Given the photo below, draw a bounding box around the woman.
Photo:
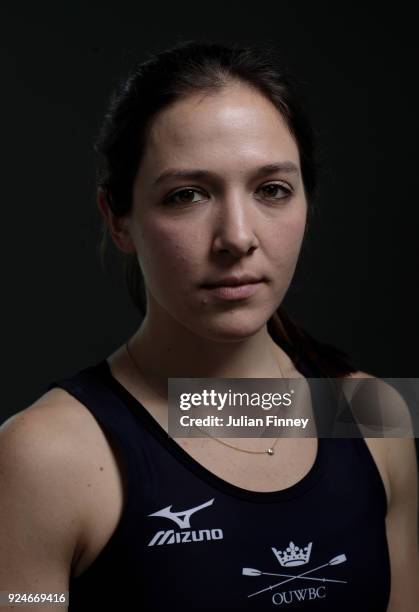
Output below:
[1,41,418,611]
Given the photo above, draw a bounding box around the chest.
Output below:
[74,403,390,579]
[174,435,319,491]
[72,422,391,612]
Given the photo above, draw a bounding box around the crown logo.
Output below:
[271,541,313,567]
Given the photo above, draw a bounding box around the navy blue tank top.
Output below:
[47,351,390,611]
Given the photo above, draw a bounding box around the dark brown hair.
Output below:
[94,40,359,378]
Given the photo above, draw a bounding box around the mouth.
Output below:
[200,280,265,301]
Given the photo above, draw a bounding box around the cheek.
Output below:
[268,209,306,268]
[136,221,203,287]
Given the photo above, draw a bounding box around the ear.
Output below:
[97,187,136,254]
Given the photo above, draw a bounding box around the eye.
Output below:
[258,182,292,201]
[164,188,207,205]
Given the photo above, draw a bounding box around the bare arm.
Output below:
[343,373,419,608]
[385,436,419,611]
[0,403,87,611]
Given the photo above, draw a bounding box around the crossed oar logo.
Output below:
[243,545,347,598]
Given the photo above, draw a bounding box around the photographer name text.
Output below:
[179,414,309,429]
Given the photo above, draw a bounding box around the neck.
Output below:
[128,309,295,385]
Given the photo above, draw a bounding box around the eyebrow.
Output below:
[152,161,300,186]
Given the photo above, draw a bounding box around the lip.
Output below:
[202,281,265,301]
[202,274,264,287]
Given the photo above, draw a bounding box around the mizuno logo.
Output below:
[148,498,215,529]
[147,498,224,547]
[148,528,223,546]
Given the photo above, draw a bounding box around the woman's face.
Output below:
[127,81,307,341]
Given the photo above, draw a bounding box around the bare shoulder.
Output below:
[342,370,416,509]
[0,388,118,583]
[343,369,413,434]
[0,385,120,511]
[1,386,112,475]
[0,386,96,464]
[345,370,375,378]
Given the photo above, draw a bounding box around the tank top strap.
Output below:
[276,339,365,437]
[46,361,142,477]
[48,361,135,434]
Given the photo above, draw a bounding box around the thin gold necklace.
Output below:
[124,340,282,456]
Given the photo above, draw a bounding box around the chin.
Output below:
[191,312,270,343]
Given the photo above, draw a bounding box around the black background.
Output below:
[2,2,418,424]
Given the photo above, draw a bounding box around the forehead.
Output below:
[142,82,300,172]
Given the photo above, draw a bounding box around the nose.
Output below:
[211,191,259,257]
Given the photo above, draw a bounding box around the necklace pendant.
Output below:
[266,447,274,456]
